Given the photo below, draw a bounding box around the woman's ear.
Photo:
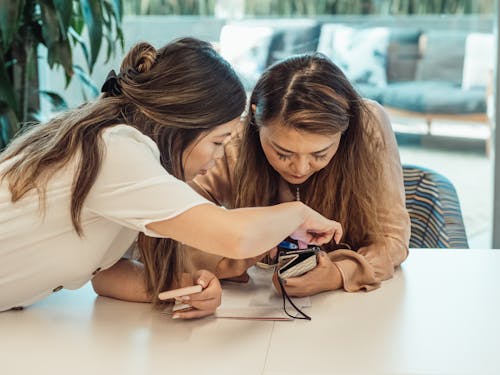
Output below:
[251,104,256,113]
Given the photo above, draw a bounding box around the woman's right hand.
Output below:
[290,204,343,246]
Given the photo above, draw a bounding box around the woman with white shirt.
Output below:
[0,38,341,317]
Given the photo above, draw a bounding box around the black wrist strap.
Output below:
[278,277,311,321]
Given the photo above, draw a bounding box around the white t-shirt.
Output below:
[0,125,210,311]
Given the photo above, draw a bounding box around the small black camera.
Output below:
[276,239,320,279]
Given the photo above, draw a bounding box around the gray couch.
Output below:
[219,19,492,148]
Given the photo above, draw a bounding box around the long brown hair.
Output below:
[234,53,384,250]
[1,37,246,302]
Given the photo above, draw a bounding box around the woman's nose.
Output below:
[292,157,310,175]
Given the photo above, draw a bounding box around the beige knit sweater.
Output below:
[185,100,410,292]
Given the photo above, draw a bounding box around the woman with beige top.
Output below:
[183,52,410,296]
[95,52,409,301]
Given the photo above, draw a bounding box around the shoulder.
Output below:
[362,99,391,128]
[361,99,394,142]
[100,125,160,160]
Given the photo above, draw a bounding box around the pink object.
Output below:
[297,240,308,249]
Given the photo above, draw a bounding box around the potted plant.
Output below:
[0,0,124,150]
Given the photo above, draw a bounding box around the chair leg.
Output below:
[426,118,432,135]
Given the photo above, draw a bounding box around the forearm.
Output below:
[148,201,308,259]
[358,237,409,280]
[227,201,308,252]
[91,258,152,303]
[329,237,408,292]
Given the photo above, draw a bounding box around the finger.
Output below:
[272,272,283,295]
[187,279,221,302]
[188,298,220,311]
[173,308,215,320]
[280,286,308,298]
[308,233,330,245]
[269,247,278,259]
[194,270,215,288]
[333,224,343,244]
[279,275,303,288]
[177,290,213,302]
[290,232,315,244]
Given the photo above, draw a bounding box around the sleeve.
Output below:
[84,125,211,238]
[183,138,240,274]
[328,101,410,292]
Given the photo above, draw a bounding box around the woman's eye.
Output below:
[213,142,223,146]
[277,153,291,161]
[314,154,328,161]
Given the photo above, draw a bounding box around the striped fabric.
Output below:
[403,165,469,248]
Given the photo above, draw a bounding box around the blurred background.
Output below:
[0,0,496,248]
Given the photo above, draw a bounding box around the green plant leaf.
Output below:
[68,26,91,70]
[0,0,24,50]
[71,5,85,35]
[47,39,73,81]
[53,0,72,34]
[116,25,124,49]
[0,55,18,117]
[102,1,113,29]
[0,101,20,150]
[40,0,61,47]
[80,0,103,71]
[39,90,68,111]
[103,33,113,63]
[73,64,99,98]
[110,0,123,23]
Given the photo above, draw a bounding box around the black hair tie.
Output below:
[100,69,122,96]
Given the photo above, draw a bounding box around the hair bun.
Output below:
[121,42,157,75]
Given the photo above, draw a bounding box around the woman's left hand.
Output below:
[272,251,343,298]
[172,270,222,319]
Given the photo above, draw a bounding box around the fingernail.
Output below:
[181,295,190,301]
[197,279,207,288]
[172,314,179,319]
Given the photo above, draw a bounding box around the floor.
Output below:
[394,118,493,249]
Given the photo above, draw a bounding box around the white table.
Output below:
[2,249,500,375]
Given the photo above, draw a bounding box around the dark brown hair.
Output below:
[1,37,246,302]
[234,53,384,250]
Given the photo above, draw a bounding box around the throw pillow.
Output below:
[317,24,390,87]
[415,30,467,85]
[462,32,494,90]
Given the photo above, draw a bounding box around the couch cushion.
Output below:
[382,81,486,114]
[386,28,422,83]
[354,83,385,103]
[264,19,321,65]
[318,24,390,87]
[415,30,467,85]
[462,32,494,90]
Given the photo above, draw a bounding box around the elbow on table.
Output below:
[378,246,408,281]
[90,274,108,297]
